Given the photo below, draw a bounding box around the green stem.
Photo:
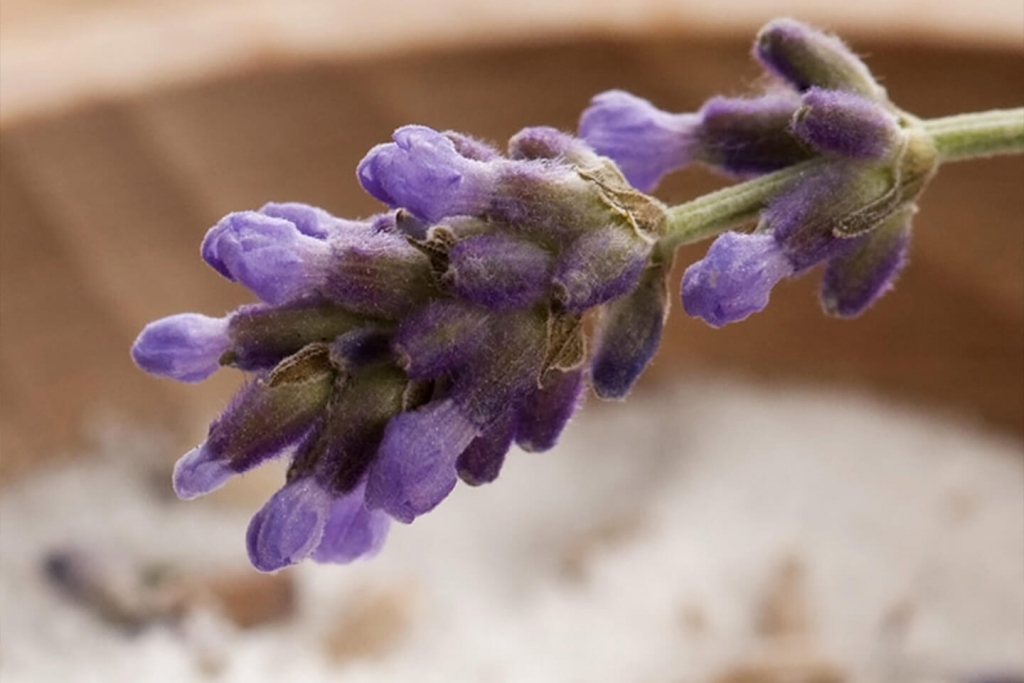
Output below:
[662,107,1024,249]
[926,108,1024,161]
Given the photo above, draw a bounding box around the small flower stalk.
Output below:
[133,18,1023,571]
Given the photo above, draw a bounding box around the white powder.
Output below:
[2,378,1021,682]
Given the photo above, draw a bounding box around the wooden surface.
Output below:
[1,0,1021,124]
[0,33,1022,482]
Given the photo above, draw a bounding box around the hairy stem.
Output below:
[926,108,1024,162]
[662,108,1024,249]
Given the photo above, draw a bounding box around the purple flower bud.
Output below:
[553,227,652,312]
[456,410,516,486]
[793,88,902,160]
[681,232,795,327]
[444,131,501,161]
[201,211,331,304]
[754,18,884,100]
[365,399,480,523]
[172,345,336,499]
[357,125,499,223]
[311,482,391,564]
[591,257,670,399]
[508,126,600,164]
[514,368,584,452]
[696,93,812,175]
[392,300,490,380]
[447,233,553,310]
[131,313,230,382]
[820,209,911,317]
[578,90,699,192]
[246,478,333,572]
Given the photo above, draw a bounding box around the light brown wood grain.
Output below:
[2,0,1020,124]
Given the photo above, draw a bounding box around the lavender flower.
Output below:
[201,211,332,303]
[681,232,794,327]
[792,88,902,160]
[579,89,815,189]
[357,125,500,223]
[820,208,913,317]
[577,90,700,192]
[754,17,886,100]
[130,18,960,572]
[131,314,230,383]
[514,369,585,452]
[591,252,672,397]
[172,344,336,500]
[134,124,671,571]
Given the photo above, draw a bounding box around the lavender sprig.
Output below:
[132,18,1023,572]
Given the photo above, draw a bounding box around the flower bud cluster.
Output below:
[579,18,938,325]
[133,127,671,571]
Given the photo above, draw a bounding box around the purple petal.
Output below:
[820,211,911,317]
[391,300,490,380]
[591,259,669,399]
[447,233,553,310]
[552,228,652,312]
[792,87,902,160]
[515,368,584,452]
[257,202,344,239]
[131,313,230,382]
[172,444,235,499]
[456,411,516,486]
[357,125,499,223]
[578,90,699,192]
[246,478,333,572]
[365,399,480,523]
[310,482,391,564]
[696,93,811,175]
[681,232,794,327]
[508,126,599,164]
[201,211,330,304]
[754,18,883,99]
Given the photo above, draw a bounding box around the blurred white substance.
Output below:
[1,379,1021,682]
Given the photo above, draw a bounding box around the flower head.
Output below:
[133,124,671,571]
[580,18,936,326]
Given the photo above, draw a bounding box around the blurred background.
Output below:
[1,1,1022,681]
